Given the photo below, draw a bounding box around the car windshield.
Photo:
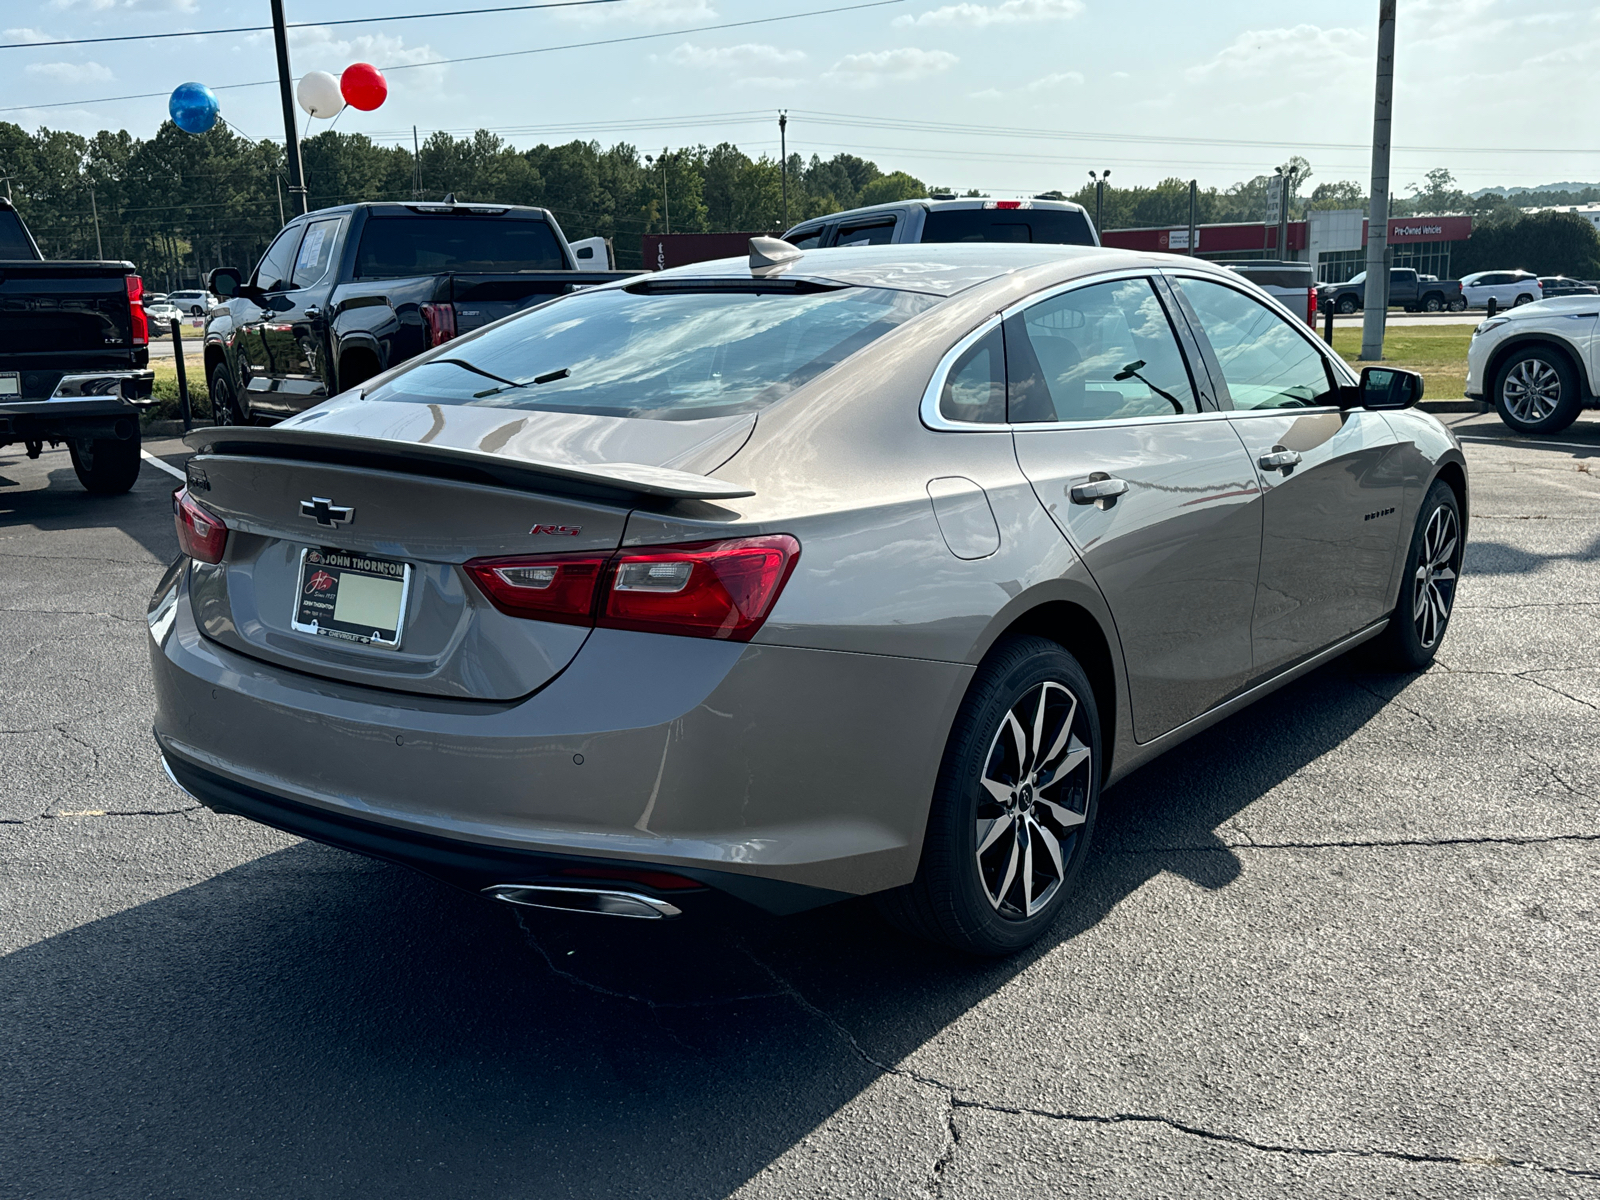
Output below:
[1344,272,1366,285]
[361,283,940,420]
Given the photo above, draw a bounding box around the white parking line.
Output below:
[1456,436,1600,452]
[140,449,186,480]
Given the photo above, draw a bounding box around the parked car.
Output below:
[154,240,1466,956]
[1460,270,1542,309]
[0,198,154,493]
[167,289,215,316]
[782,196,1099,250]
[1537,275,1598,298]
[144,299,184,332]
[203,200,636,425]
[1317,267,1465,314]
[1466,292,1600,433]
[1222,260,1317,326]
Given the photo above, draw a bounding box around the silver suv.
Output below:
[782,196,1098,250]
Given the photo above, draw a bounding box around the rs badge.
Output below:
[530,524,582,536]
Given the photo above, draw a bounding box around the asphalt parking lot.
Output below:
[2,417,1598,1199]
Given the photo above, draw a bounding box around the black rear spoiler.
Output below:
[182,424,755,502]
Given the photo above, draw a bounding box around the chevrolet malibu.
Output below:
[151,241,1467,955]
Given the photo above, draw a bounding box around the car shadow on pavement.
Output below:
[0,656,1401,1198]
[0,451,181,568]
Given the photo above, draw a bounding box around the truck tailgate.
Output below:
[0,260,138,393]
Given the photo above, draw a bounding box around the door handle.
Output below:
[303,305,322,319]
[1258,448,1302,471]
[1070,476,1129,504]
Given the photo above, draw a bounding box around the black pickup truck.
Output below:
[1317,267,1466,315]
[203,201,635,424]
[0,199,154,493]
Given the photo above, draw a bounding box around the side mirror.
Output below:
[1354,366,1424,411]
[208,267,243,299]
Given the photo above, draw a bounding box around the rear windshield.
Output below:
[0,209,38,259]
[355,216,566,278]
[1227,266,1312,288]
[921,208,1094,247]
[362,283,939,421]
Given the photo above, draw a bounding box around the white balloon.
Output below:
[296,71,344,119]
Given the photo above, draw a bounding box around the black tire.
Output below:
[1368,480,1462,672]
[1423,294,1442,313]
[1493,345,1581,434]
[209,364,247,426]
[68,431,141,495]
[1336,296,1358,315]
[1514,293,1534,306]
[877,635,1100,956]
[1448,297,1467,312]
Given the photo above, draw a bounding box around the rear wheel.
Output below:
[1494,346,1581,434]
[1514,293,1534,306]
[877,636,1099,956]
[1423,294,1442,313]
[1368,480,1462,671]
[209,364,247,426]
[68,430,141,495]
[1448,297,1467,312]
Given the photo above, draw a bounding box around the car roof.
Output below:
[643,242,1222,297]
[786,196,1091,230]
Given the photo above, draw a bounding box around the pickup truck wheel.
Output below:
[1336,296,1358,315]
[209,365,246,426]
[69,432,141,495]
[1495,346,1581,434]
[1423,295,1442,313]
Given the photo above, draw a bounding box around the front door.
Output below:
[235,223,304,416]
[1005,275,1263,743]
[1171,274,1407,675]
[258,216,342,415]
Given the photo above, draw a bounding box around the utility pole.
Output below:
[1361,0,1397,361]
[647,150,670,235]
[1275,164,1292,260]
[1187,179,1197,256]
[779,111,788,229]
[269,0,309,215]
[1088,170,1110,236]
[89,185,103,259]
[412,126,421,199]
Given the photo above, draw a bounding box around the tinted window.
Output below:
[363,284,938,421]
[788,227,827,249]
[1007,278,1197,423]
[938,326,1005,424]
[0,209,37,258]
[1228,266,1313,289]
[291,218,341,287]
[922,208,1095,246]
[355,216,566,277]
[1177,277,1335,411]
[254,226,304,292]
[835,220,896,247]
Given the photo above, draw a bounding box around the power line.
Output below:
[0,0,631,51]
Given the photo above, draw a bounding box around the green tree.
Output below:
[857,171,925,206]
[1454,211,1600,277]
[1308,180,1365,211]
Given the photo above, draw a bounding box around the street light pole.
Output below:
[269,0,309,216]
[1088,170,1110,236]
[1361,0,1397,361]
[1187,179,1197,257]
[779,111,788,229]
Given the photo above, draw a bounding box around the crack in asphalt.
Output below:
[0,605,141,624]
[0,804,201,825]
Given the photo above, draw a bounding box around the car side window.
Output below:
[1175,277,1335,410]
[290,219,341,288]
[788,226,826,249]
[253,226,304,293]
[836,219,895,247]
[938,325,1006,424]
[1005,277,1197,423]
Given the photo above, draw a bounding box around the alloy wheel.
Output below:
[1502,358,1561,423]
[1413,504,1459,649]
[975,681,1091,918]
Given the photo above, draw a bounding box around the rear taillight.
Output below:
[464,535,800,642]
[420,302,456,347]
[126,275,148,346]
[173,486,227,563]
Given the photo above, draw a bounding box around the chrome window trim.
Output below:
[919,265,1215,434]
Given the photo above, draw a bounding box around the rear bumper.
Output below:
[0,371,156,441]
[148,560,971,907]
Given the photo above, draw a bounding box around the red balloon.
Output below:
[340,62,387,111]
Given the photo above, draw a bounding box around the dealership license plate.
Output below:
[292,547,411,649]
[0,372,18,396]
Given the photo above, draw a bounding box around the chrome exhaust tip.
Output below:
[483,883,683,919]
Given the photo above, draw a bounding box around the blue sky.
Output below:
[3,0,1598,197]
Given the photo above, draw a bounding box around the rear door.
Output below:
[1005,273,1263,743]
[1171,273,1406,674]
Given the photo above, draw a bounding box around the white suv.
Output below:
[1466,294,1600,432]
[782,196,1099,250]
[1460,270,1542,310]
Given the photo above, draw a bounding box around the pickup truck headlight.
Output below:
[1473,317,1510,338]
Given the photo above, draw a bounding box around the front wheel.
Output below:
[209,364,247,426]
[1336,296,1358,315]
[1368,481,1463,671]
[69,431,141,495]
[1494,347,1580,434]
[877,636,1100,956]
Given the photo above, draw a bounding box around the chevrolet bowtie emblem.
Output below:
[300,497,354,527]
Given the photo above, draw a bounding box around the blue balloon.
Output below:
[169,82,219,134]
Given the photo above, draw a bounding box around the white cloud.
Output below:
[559,0,715,24]
[1185,24,1366,82]
[25,60,114,83]
[968,87,1004,100]
[285,27,447,93]
[824,47,957,88]
[1026,70,1083,91]
[896,0,1083,28]
[666,42,805,70]
[48,0,198,10]
[3,28,56,42]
